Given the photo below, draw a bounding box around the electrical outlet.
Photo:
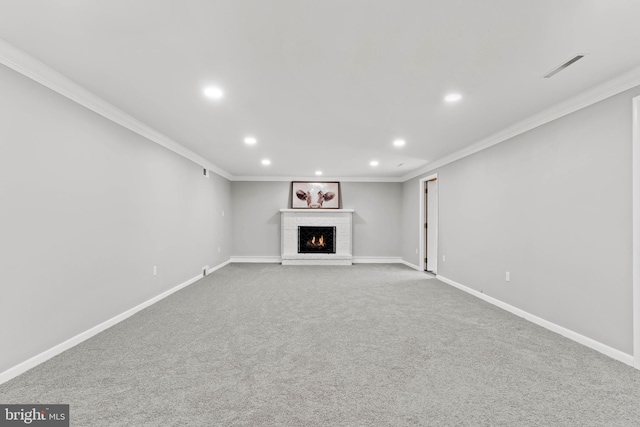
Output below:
[442,255,446,262]
[415,248,418,254]
[222,210,225,217]
[203,265,209,277]
[218,247,221,253]
[153,266,157,276]
[506,271,510,282]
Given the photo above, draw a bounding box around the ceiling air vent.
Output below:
[543,54,586,78]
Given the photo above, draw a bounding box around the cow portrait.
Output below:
[296,189,335,208]
[291,182,340,209]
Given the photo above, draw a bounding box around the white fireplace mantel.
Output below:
[280,209,353,265]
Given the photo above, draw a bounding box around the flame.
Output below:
[307,234,326,248]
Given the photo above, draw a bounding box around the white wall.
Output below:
[347,182,402,257]
[231,181,402,258]
[402,85,640,355]
[0,64,231,374]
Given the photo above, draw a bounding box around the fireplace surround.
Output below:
[280,209,353,265]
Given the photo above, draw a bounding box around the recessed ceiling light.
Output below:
[444,93,462,103]
[315,171,323,176]
[370,160,379,167]
[203,86,224,99]
[393,139,406,147]
[244,136,257,145]
[261,159,271,166]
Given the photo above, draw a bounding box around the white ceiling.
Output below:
[2,1,640,180]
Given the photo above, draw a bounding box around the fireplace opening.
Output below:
[298,226,336,254]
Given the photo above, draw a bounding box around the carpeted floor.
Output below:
[1,264,639,426]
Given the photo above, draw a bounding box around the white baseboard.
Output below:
[207,259,230,274]
[401,260,422,271]
[230,256,410,265]
[436,275,635,367]
[352,257,403,264]
[0,259,230,385]
[230,256,282,263]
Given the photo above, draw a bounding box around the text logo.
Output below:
[0,405,68,426]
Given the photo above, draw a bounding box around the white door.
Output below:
[426,179,438,272]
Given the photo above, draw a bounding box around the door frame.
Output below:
[632,96,640,369]
[419,173,438,273]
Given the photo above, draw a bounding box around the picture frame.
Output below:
[291,181,341,209]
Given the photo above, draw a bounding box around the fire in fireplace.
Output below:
[298,226,336,254]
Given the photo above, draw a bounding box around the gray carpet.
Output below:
[1,264,639,426]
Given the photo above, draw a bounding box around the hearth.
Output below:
[298,226,336,254]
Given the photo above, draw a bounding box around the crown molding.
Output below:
[230,175,404,182]
[0,37,232,180]
[401,65,640,182]
[5,36,639,184]
[0,36,398,184]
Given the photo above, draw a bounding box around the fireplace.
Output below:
[298,226,336,254]
[281,209,353,265]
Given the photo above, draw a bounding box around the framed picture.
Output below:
[291,181,341,209]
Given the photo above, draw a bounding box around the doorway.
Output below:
[419,174,438,274]
[632,96,640,369]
